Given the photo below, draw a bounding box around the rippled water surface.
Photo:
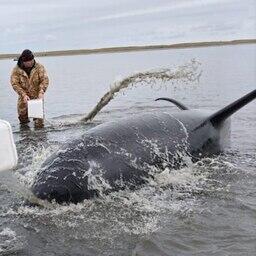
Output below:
[0,44,255,255]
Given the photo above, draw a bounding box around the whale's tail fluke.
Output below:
[209,89,256,126]
[199,89,256,129]
[155,98,189,110]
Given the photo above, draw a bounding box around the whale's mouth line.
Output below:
[32,183,72,204]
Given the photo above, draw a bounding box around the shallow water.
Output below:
[0,44,256,255]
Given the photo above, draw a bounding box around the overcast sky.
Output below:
[0,0,255,53]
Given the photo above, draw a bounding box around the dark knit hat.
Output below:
[20,49,34,62]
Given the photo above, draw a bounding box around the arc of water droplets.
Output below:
[81,59,201,122]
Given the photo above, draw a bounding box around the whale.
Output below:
[32,90,256,204]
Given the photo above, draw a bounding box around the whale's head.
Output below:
[31,139,102,204]
[31,162,99,204]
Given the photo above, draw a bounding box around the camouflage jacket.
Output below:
[10,62,49,98]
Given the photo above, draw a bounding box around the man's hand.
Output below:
[38,92,44,99]
[23,95,30,103]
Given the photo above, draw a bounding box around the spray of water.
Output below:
[2,150,235,256]
[0,170,54,209]
[81,59,201,122]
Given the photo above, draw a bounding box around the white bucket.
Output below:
[0,120,18,172]
[28,99,44,119]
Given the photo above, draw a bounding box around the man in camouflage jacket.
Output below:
[10,49,49,128]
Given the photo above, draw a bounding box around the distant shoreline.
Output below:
[0,39,255,60]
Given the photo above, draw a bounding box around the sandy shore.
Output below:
[0,39,255,60]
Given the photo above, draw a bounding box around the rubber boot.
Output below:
[19,115,30,130]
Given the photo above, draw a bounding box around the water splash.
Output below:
[2,154,235,256]
[81,59,201,122]
[0,170,55,209]
[0,142,58,209]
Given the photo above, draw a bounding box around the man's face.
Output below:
[23,59,34,68]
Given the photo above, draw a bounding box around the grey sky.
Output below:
[0,0,255,53]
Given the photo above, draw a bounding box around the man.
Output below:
[10,49,49,128]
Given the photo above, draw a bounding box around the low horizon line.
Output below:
[0,38,255,60]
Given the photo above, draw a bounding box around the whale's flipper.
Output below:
[155,98,189,110]
[200,89,256,128]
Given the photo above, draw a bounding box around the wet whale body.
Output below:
[32,90,256,204]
